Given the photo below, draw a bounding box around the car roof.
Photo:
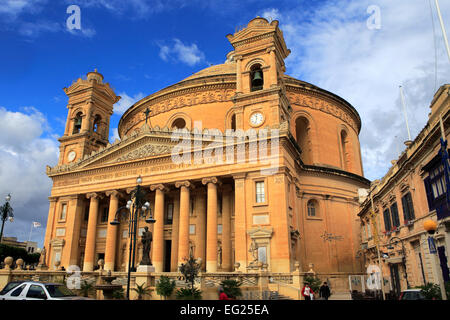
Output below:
[8,281,63,286]
[402,289,422,292]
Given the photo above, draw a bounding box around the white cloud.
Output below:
[158,39,205,66]
[114,92,145,114]
[0,106,59,245]
[261,8,282,22]
[268,0,450,180]
[0,0,46,17]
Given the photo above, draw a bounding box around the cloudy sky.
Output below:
[0,0,449,246]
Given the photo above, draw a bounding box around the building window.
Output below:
[424,154,450,220]
[100,207,108,223]
[218,224,222,234]
[383,208,392,232]
[60,204,67,221]
[93,114,101,133]
[255,181,265,203]
[166,202,174,224]
[390,202,400,229]
[307,200,318,217]
[172,118,186,129]
[231,114,236,131]
[401,192,415,222]
[218,194,222,216]
[257,246,267,264]
[189,224,196,235]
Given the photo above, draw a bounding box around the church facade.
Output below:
[44,18,370,275]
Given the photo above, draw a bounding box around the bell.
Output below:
[251,70,263,89]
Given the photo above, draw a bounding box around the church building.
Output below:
[44,17,370,275]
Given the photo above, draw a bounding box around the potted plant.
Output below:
[132,282,152,300]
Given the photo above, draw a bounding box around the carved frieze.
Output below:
[115,144,172,162]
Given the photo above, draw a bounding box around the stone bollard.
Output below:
[16,259,24,270]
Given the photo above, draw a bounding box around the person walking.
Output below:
[301,283,314,300]
[319,282,331,300]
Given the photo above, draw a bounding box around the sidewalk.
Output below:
[328,292,352,300]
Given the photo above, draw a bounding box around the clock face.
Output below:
[250,112,264,127]
[68,151,76,162]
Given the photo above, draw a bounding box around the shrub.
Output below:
[132,282,151,300]
[220,279,242,299]
[176,287,202,300]
[156,276,176,300]
[304,275,322,294]
[416,282,450,300]
[112,287,125,300]
[78,279,95,298]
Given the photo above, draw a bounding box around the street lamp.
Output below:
[423,219,447,300]
[0,194,14,243]
[110,176,155,300]
[387,236,410,289]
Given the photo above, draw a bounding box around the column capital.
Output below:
[232,173,247,180]
[202,177,220,185]
[86,192,104,200]
[150,184,169,192]
[48,196,59,203]
[175,180,192,189]
[105,190,124,198]
[235,55,244,62]
[265,46,276,54]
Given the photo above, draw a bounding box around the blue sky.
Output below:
[0,0,449,246]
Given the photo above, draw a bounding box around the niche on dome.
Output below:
[295,116,313,165]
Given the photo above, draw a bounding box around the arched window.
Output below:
[93,115,102,133]
[73,112,83,134]
[250,64,263,92]
[295,117,313,165]
[172,118,186,129]
[340,130,352,171]
[307,199,318,217]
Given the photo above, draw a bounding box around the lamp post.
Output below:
[0,194,14,243]
[423,219,447,300]
[110,176,155,300]
[387,236,410,289]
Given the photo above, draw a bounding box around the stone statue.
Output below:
[217,242,222,267]
[249,240,258,263]
[38,246,47,267]
[140,227,152,265]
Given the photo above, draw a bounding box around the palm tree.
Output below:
[132,282,152,300]
[79,280,95,298]
[156,276,176,300]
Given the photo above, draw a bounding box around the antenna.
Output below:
[399,86,412,142]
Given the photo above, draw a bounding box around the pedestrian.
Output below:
[301,283,314,300]
[219,288,230,300]
[319,282,331,300]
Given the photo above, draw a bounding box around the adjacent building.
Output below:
[358,84,450,296]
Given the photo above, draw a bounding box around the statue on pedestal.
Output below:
[38,246,47,269]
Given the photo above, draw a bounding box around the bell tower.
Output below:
[58,69,121,165]
[227,17,291,131]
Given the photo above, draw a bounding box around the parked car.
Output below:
[0,281,93,300]
[398,289,426,300]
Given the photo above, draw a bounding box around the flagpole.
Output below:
[28,222,33,242]
[399,86,412,141]
[435,0,450,63]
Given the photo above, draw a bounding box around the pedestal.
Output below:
[136,265,155,273]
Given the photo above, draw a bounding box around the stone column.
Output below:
[104,190,122,271]
[43,197,58,267]
[176,181,191,266]
[64,195,84,267]
[221,186,232,271]
[236,56,243,94]
[170,196,180,272]
[203,177,219,273]
[195,190,207,271]
[267,46,277,87]
[81,100,93,133]
[233,174,247,271]
[83,192,103,271]
[150,184,167,272]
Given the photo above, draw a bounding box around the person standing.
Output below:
[301,283,314,300]
[219,288,230,300]
[319,282,331,300]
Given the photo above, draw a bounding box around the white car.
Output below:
[0,281,93,300]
